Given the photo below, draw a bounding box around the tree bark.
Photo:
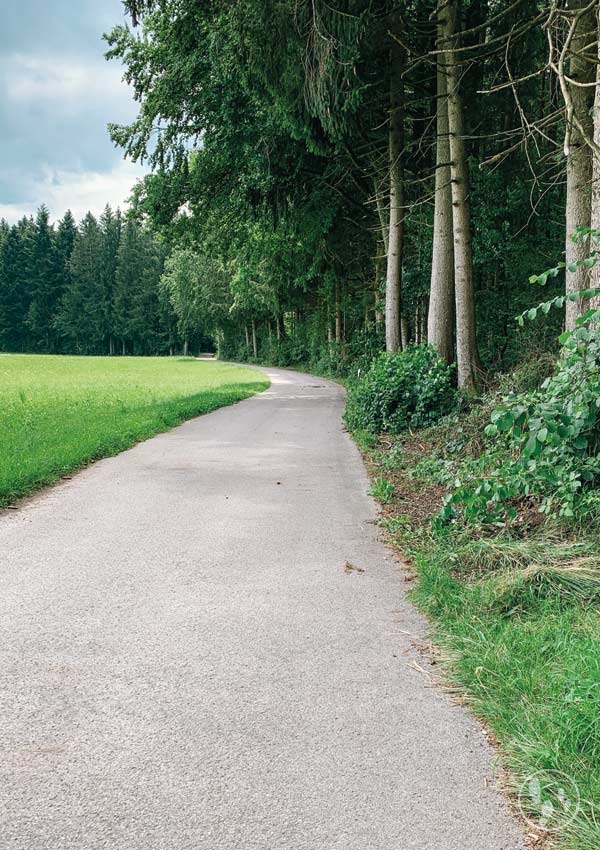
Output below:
[385,43,404,352]
[591,9,600,309]
[375,178,389,255]
[251,318,258,358]
[428,3,455,365]
[335,283,343,343]
[443,0,480,392]
[183,338,189,357]
[565,1,595,329]
[400,315,409,349]
[244,323,250,351]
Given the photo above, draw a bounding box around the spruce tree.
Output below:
[53,210,78,352]
[99,206,122,354]
[26,206,60,352]
[56,213,105,353]
[0,225,32,351]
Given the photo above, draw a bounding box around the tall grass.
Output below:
[0,354,268,505]
[358,412,600,848]
[411,537,600,849]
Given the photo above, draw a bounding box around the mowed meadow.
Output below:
[0,355,268,506]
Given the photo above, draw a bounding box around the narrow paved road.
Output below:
[1,367,525,850]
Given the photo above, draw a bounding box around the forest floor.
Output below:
[356,427,600,850]
[0,365,525,850]
[0,354,268,507]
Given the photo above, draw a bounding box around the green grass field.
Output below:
[0,354,268,506]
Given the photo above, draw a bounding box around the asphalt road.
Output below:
[0,366,525,849]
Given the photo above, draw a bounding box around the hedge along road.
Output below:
[0,365,525,850]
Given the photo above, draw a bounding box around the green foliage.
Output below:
[345,346,457,435]
[445,297,600,524]
[0,205,180,357]
[0,355,268,506]
[369,476,395,503]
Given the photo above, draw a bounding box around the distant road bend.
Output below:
[0,366,525,850]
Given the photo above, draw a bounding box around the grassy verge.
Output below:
[357,424,600,849]
[0,354,268,506]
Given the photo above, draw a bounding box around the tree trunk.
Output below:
[400,315,409,349]
[385,43,404,352]
[251,318,257,358]
[428,4,455,364]
[375,178,389,255]
[590,8,600,309]
[183,338,189,357]
[374,248,385,325]
[244,323,250,351]
[122,340,126,356]
[565,0,595,330]
[443,0,480,392]
[335,283,343,343]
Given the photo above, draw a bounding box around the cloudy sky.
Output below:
[0,0,145,224]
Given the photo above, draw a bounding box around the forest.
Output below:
[0,206,188,356]
[4,1,597,383]
[103,0,595,382]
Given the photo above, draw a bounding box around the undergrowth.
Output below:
[357,349,600,849]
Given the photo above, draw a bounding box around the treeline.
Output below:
[0,206,196,356]
[100,0,592,385]
[5,2,597,383]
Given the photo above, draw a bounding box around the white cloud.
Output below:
[0,159,147,224]
[3,53,132,113]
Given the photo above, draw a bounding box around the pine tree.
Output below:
[0,224,32,351]
[99,206,122,354]
[55,213,105,353]
[26,206,60,352]
[53,210,78,352]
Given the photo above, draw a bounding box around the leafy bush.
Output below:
[444,276,600,523]
[345,345,457,434]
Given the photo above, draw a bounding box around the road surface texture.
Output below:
[0,366,525,850]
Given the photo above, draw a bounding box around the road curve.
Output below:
[0,366,524,850]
